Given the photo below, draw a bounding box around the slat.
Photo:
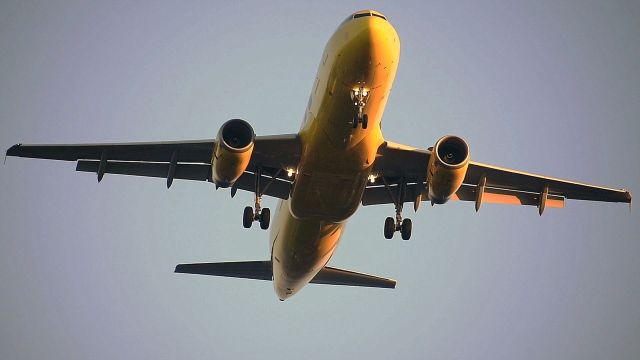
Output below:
[7,140,214,163]
[7,134,301,167]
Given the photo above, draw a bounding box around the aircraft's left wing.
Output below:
[6,134,301,199]
[363,141,631,211]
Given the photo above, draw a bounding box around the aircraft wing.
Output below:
[6,134,301,199]
[363,141,631,211]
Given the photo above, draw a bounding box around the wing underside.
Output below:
[6,134,301,199]
[6,137,631,208]
[363,141,631,210]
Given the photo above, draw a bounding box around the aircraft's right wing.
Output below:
[6,134,301,200]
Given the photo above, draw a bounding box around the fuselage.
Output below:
[270,11,400,300]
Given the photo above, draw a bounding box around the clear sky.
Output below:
[1,1,639,359]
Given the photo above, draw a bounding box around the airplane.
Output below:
[6,10,632,301]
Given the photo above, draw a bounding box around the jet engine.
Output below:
[427,135,470,204]
[211,119,255,187]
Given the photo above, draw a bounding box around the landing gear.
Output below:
[243,206,254,228]
[241,167,280,230]
[259,207,270,230]
[350,84,369,129]
[384,217,395,239]
[380,176,413,240]
[400,218,412,241]
[241,201,271,229]
[352,113,368,129]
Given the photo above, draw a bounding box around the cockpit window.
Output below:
[343,11,388,24]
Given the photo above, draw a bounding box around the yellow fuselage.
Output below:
[270,12,400,300]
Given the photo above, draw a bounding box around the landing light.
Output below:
[287,169,295,177]
[368,174,377,183]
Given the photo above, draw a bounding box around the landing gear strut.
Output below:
[350,84,369,129]
[242,168,280,230]
[381,176,412,240]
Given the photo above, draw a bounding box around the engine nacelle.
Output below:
[211,119,255,187]
[427,135,470,204]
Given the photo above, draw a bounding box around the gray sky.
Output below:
[1,1,639,359]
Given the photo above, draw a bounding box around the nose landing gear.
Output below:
[351,85,369,129]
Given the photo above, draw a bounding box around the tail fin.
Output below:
[175,261,396,289]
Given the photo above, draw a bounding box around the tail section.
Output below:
[175,261,396,289]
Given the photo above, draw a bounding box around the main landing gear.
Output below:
[243,204,270,230]
[381,176,412,240]
[351,84,369,129]
[241,168,280,230]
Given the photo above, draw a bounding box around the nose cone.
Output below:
[366,16,400,62]
[333,12,400,88]
[344,11,400,62]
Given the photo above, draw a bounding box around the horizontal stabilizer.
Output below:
[175,261,272,280]
[175,261,396,289]
[311,266,396,288]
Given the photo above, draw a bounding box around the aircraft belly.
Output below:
[290,169,367,222]
[290,17,399,223]
[268,16,400,299]
[270,199,344,300]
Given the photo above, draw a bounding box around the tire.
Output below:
[384,217,395,239]
[353,113,359,128]
[362,114,368,129]
[243,206,254,228]
[259,207,271,230]
[401,218,412,240]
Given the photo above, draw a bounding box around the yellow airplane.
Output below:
[6,10,632,300]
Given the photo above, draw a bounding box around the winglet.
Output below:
[5,144,21,163]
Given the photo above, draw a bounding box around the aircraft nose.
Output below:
[372,20,398,57]
[349,16,400,64]
[341,16,399,87]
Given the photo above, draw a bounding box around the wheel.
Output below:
[401,218,412,240]
[384,217,395,239]
[353,113,359,128]
[259,207,271,230]
[243,206,254,228]
[362,114,368,129]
